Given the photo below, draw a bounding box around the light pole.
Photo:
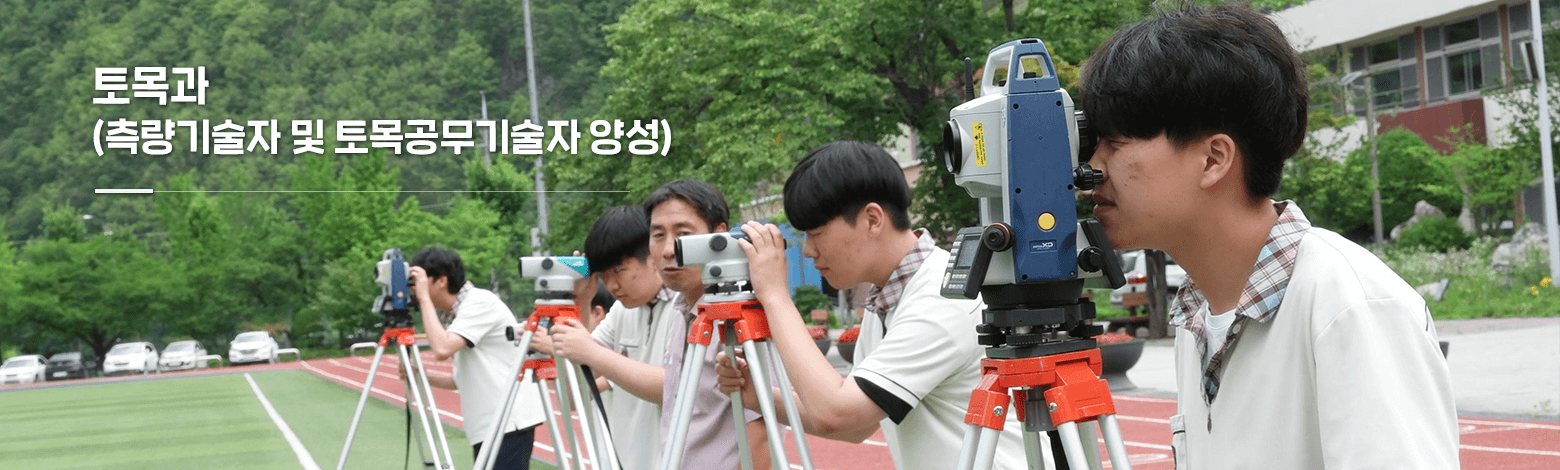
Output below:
[1340,70,1384,246]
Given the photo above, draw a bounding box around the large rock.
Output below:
[1389,200,1446,241]
[1489,222,1552,272]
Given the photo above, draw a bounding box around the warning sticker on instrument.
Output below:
[973,122,987,167]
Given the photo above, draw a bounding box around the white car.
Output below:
[1,355,47,385]
[103,342,160,376]
[228,331,279,365]
[159,340,209,372]
[1109,250,1189,311]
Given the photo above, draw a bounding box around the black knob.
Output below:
[710,235,728,251]
[1073,163,1104,191]
[981,223,1014,252]
[542,258,554,269]
[539,279,549,288]
[1078,247,1105,273]
[710,266,722,278]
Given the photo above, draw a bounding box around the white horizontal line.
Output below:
[95,188,153,194]
[153,190,626,193]
[1460,444,1560,457]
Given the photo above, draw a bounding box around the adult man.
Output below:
[643,180,769,469]
[716,141,1029,470]
[547,205,682,469]
[407,248,545,470]
[1078,4,1458,468]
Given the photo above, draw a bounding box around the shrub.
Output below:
[1397,216,1473,253]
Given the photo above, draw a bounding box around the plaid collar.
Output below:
[648,287,676,308]
[443,281,476,324]
[1170,201,1310,328]
[1169,201,1310,411]
[866,229,937,316]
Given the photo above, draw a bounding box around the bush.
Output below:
[1397,216,1474,253]
[792,285,833,321]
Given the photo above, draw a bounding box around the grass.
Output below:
[0,370,558,470]
[1379,237,1560,319]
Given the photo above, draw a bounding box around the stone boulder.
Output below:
[1489,222,1552,272]
[1389,200,1446,241]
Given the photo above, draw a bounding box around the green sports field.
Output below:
[0,370,553,469]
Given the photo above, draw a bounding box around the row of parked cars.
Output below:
[0,330,282,385]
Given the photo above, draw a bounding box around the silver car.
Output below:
[1109,250,1188,311]
[159,340,209,372]
[228,331,279,365]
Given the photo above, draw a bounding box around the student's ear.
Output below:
[714,222,728,233]
[1199,133,1240,191]
[860,203,887,234]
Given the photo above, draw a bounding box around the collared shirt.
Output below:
[1169,200,1309,404]
[866,229,937,319]
[443,282,546,446]
[589,287,681,470]
[659,290,761,469]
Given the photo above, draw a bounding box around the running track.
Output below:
[293,352,1560,470]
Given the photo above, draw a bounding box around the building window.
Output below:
[1445,19,1480,45]
[1447,50,1483,94]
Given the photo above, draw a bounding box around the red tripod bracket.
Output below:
[687,299,772,346]
[963,349,1116,430]
[523,357,558,381]
[379,327,420,347]
[526,304,583,332]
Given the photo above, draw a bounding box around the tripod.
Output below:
[338,319,458,470]
[658,290,814,470]
[476,302,620,470]
[954,294,1132,470]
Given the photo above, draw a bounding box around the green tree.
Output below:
[13,233,184,362]
[1288,128,1459,238]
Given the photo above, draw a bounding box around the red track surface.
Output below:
[286,354,1560,469]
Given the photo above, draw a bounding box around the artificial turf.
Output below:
[0,370,554,469]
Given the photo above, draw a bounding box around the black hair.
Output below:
[643,179,729,231]
[411,247,465,295]
[585,206,651,274]
[783,141,913,231]
[590,280,615,311]
[1079,1,1308,198]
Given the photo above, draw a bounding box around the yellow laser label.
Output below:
[973,122,987,167]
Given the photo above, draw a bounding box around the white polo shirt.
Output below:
[446,283,547,446]
[850,248,1033,470]
[590,294,681,470]
[1170,227,1459,469]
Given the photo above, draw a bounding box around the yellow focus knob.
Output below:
[1038,213,1056,231]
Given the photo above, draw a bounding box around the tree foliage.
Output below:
[1282,128,1459,238]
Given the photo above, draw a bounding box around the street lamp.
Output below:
[1339,70,1384,246]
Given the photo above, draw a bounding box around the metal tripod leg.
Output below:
[403,343,458,469]
[556,357,604,470]
[475,327,537,470]
[658,343,706,470]
[756,340,815,470]
[578,373,621,470]
[717,327,756,470]
[408,379,434,468]
[536,378,578,470]
[337,342,389,470]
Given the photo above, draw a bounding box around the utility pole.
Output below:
[1533,0,1560,281]
[523,0,549,256]
[480,91,492,171]
[1368,74,1384,247]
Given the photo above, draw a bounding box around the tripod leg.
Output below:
[759,340,814,470]
[741,339,792,470]
[720,331,755,470]
[583,387,620,470]
[1055,422,1091,470]
[408,379,434,468]
[658,343,706,470]
[476,329,536,470]
[476,367,533,470]
[972,426,1002,470]
[558,358,603,470]
[554,375,585,470]
[1078,421,1101,469]
[1096,415,1132,470]
[405,344,457,469]
[955,423,982,470]
[536,379,576,470]
[337,343,388,470]
[1022,429,1048,470]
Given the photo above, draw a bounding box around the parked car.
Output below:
[1,355,47,385]
[159,340,209,372]
[1109,250,1189,312]
[228,331,279,366]
[103,342,159,376]
[45,351,96,381]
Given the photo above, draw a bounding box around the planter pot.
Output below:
[815,338,832,356]
[1098,338,1145,391]
[837,342,856,364]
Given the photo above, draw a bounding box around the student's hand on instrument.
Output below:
[716,348,761,410]
[548,318,599,363]
[737,221,790,303]
[528,326,555,355]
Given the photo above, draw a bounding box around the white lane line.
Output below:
[1113,415,1171,425]
[1112,395,1176,404]
[1460,444,1560,457]
[244,373,323,470]
[1459,418,1560,431]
